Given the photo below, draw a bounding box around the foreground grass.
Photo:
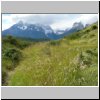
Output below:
[7,23,98,86]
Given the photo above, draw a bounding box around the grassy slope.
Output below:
[7,23,98,86]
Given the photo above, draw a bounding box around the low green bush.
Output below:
[68,32,81,40]
[3,48,22,63]
[91,25,97,30]
[85,29,90,33]
[3,35,18,45]
[3,35,31,49]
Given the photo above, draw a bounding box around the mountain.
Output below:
[2,21,85,40]
[52,22,84,39]
[46,22,85,40]
[2,21,54,40]
[63,22,84,35]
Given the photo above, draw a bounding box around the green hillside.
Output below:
[2,22,98,86]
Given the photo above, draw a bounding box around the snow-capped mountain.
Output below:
[2,21,86,40]
[55,29,65,35]
[61,22,84,36]
[51,22,85,39]
[2,21,54,39]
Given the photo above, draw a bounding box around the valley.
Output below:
[2,22,98,86]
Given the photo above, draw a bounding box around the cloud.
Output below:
[51,14,98,30]
[11,14,69,25]
[75,14,98,25]
[2,14,15,30]
[2,14,98,31]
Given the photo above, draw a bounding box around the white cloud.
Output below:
[51,20,74,30]
[2,15,12,30]
[51,14,98,30]
[75,14,98,25]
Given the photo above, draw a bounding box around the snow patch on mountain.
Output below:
[41,25,53,34]
[17,26,27,30]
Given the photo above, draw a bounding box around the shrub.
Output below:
[91,25,97,30]
[3,35,31,49]
[68,32,80,40]
[3,48,21,63]
[89,34,95,38]
[3,48,22,70]
[86,49,98,57]
[4,35,18,45]
[85,29,90,33]
[18,41,31,49]
[86,49,93,54]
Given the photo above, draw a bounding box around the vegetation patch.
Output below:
[2,35,32,85]
[91,25,98,30]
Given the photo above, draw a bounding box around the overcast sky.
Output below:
[2,14,98,31]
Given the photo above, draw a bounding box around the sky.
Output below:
[2,14,98,31]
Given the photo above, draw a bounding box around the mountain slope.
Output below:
[4,22,98,86]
